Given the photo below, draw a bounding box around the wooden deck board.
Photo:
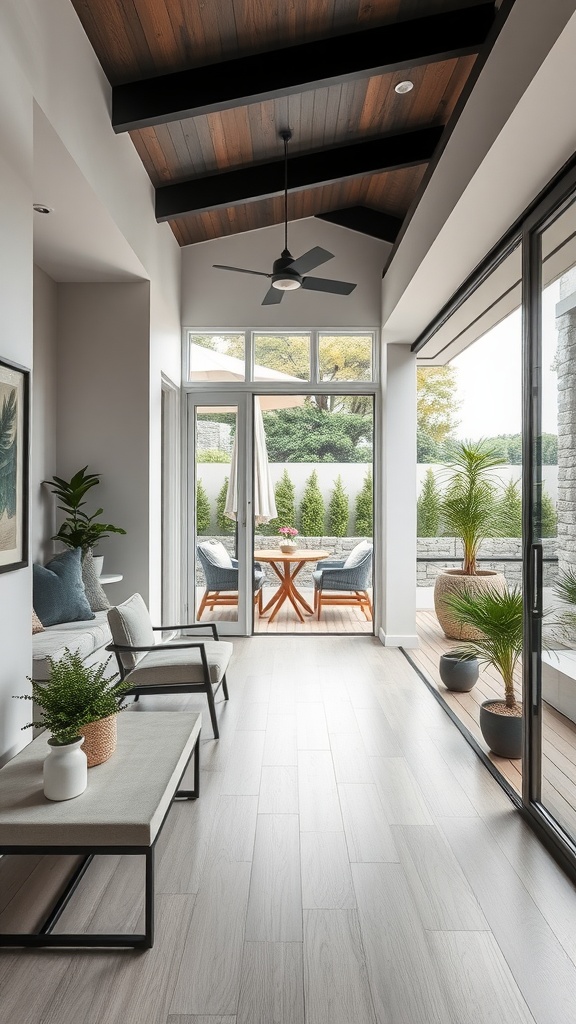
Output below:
[414,611,576,837]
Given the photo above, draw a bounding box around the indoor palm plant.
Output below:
[15,650,131,799]
[445,586,523,758]
[45,466,126,563]
[434,440,508,639]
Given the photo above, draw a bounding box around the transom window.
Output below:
[187,331,377,384]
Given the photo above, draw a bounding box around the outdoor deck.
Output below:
[413,610,576,837]
[197,585,373,634]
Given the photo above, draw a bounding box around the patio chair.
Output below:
[196,541,265,619]
[106,593,233,738]
[312,541,373,621]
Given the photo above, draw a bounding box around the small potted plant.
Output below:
[15,650,131,800]
[278,526,299,553]
[444,586,523,758]
[45,466,126,574]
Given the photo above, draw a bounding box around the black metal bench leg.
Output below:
[145,847,154,949]
[222,673,229,700]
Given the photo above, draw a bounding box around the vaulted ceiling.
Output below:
[70,0,511,251]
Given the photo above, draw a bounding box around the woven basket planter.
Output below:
[81,714,117,768]
[434,569,507,640]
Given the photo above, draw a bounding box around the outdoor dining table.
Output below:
[254,549,331,623]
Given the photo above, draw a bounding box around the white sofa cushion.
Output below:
[32,611,112,681]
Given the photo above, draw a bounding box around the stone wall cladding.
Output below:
[417,537,557,587]
[195,535,557,589]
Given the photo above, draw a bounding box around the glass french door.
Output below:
[187,392,253,636]
[525,188,576,859]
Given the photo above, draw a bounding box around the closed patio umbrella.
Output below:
[224,397,277,525]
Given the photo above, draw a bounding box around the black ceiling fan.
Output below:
[213,130,357,305]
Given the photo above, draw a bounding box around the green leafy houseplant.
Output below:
[444,585,524,759]
[15,650,131,745]
[434,440,509,639]
[445,586,523,710]
[45,467,126,553]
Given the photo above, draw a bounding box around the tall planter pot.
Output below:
[434,569,507,640]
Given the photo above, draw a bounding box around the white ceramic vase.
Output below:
[43,737,88,801]
[280,541,297,553]
[92,555,104,578]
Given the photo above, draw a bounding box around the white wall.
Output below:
[0,13,34,762]
[56,283,152,606]
[181,218,389,329]
[32,267,58,563]
[0,0,183,762]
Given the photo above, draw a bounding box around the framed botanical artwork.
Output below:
[0,357,29,573]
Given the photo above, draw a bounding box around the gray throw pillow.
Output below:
[82,549,111,612]
[33,547,95,626]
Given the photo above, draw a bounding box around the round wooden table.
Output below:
[254,549,331,623]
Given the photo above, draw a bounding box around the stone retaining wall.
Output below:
[196,535,372,588]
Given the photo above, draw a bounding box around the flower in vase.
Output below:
[278,526,299,538]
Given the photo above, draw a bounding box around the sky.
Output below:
[450,281,560,439]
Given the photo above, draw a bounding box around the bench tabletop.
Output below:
[0,711,201,849]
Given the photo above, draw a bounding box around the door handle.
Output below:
[532,543,543,618]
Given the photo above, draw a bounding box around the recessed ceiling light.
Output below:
[395,81,414,95]
[33,203,54,214]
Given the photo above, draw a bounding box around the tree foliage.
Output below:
[328,475,349,537]
[263,405,372,463]
[196,479,211,534]
[417,366,460,445]
[259,469,297,536]
[355,470,373,537]
[496,480,522,538]
[216,477,235,534]
[417,469,442,537]
[300,470,325,536]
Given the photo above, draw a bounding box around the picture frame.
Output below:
[0,357,29,573]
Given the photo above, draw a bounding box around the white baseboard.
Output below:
[378,628,419,649]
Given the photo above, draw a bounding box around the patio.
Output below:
[197,585,373,634]
[411,610,576,838]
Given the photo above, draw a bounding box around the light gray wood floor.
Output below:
[2,636,576,1023]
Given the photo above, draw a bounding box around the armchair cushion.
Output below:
[200,540,232,568]
[343,540,372,569]
[107,593,155,672]
[125,639,233,687]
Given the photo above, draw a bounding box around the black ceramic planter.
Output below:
[439,653,479,692]
[479,700,522,759]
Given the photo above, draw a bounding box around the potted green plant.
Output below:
[45,467,126,572]
[434,440,508,639]
[15,650,131,800]
[444,586,523,758]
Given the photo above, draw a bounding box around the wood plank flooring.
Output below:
[2,636,576,1023]
[202,586,373,634]
[412,610,576,838]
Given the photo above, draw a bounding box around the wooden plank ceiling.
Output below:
[70,0,504,248]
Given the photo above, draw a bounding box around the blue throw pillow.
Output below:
[33,548,95,626]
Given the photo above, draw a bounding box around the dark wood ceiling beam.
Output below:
[155,126,443,222]
[112,4,495,132]
[315,206,402,243]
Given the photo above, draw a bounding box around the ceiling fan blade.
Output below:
[262,286,284,305]
[301,276,357,295]
[213,264,271,278]
[290,247,334,275]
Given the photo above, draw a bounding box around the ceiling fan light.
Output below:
[272,277,301,291]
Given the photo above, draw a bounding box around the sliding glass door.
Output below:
[525,187,576,858]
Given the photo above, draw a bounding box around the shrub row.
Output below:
[197,468,373,538]
[417,468,557,538]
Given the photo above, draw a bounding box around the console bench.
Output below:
[0,711,201,950]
